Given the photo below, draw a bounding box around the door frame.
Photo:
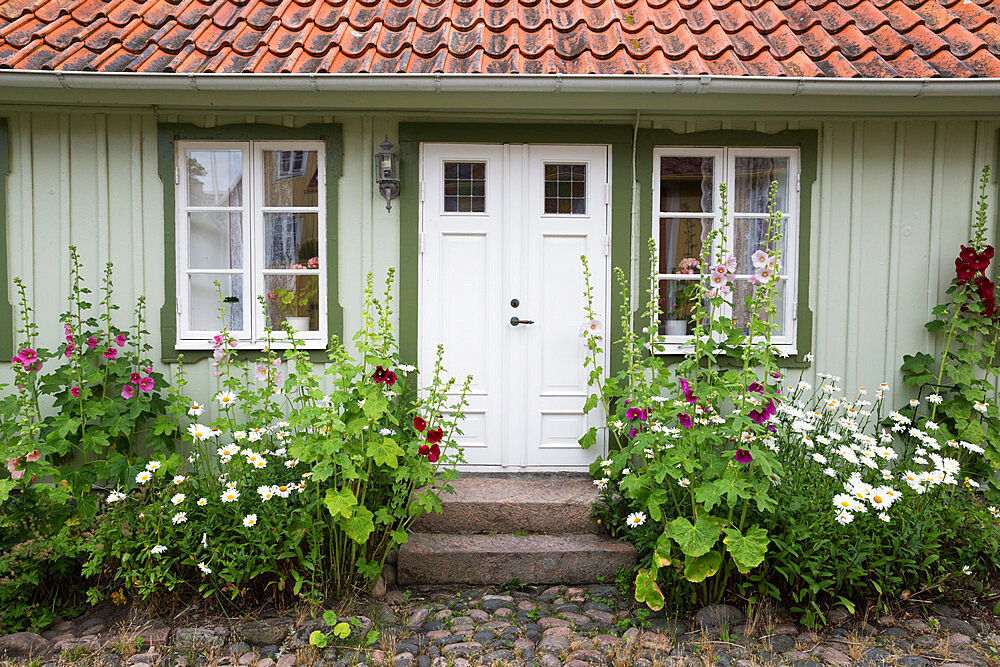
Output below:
[416,142,613,470]
[398,123,635,382]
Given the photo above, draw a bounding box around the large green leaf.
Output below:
[634,568,665,611]
[683,550,722,583]
[341,505,375,543]
[667,515,722,558]
[323,488,358,519]
[0,479,15,504]
[578,427,597,449]
[723,525,770,574]
[367,437,404,468]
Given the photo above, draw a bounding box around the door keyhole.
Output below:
[510,298,519,308]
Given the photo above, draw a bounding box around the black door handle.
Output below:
[510,317,535,326]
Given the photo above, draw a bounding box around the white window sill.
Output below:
[652,338,798,358]
[175,338,328,352]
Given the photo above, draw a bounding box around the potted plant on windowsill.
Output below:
[661,257,699,336]
[266,282,317,332]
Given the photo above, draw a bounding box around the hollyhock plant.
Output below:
[581,181,787,610]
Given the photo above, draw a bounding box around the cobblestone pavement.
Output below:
[1,585,999,667]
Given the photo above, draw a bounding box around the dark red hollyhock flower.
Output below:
[413,415,427,432]
[970,245,995,272]
[747,382,764,394]
[372,365,388,383]
[384,370,397,387]
[976,275,995,299]
[734,449,753,464]
[426,427,444,444]
[956,258,977,282]
[419,444,430,456]
[678,413,693,429]
[427,444,441,463]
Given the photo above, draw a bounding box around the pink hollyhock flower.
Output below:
[65,344,75,358]
[725,256,738,273]
[19,348,37,363]
[143,366,152,374]
[70,386,81,397]
[28,362,42,372]
[64,323,72,336]
[10,353,23,369]
[254,365,268,382]
[65,334,74,343]
[121,385,134,399]
[104,347,118,361]
[86,336,99,349]
[6,458,24,480]
[25,450,41,463]
[115,333,127,347]
[213,347,225,362]
[138,376,154,392]
[130,372,141,384]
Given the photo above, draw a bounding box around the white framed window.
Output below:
[175,140,327,349]
[652,146,799,354]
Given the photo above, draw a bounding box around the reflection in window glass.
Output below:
[734,157,788,214]
[660,156,713,213]
[544,164,586,214]
[265,275,320,332]
[732,217,787,275]
[186,149,242,207]
[188,212,243,271]
[657,279,702,337]
[732,279,785,337]
[263,150,319,207]
[658,218,708,276]
[263,213,319,270]
[189,274,242,331]
[444,162,486,212]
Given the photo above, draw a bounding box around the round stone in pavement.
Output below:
[860,646,891,664]
[765,634,796,652]
[897,656,933,666]
[480,649,515,664]
[790,661,824,667]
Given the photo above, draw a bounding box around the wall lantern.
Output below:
[375,136,399,212]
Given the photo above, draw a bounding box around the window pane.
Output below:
[189,274,243,332]
[732,279,786,338]
[657,279,701,336]
[544,163,586,214]
[658,218,708,275]
[186,149,242,207]
[732,217,787,275]
[263,213,319,270]
[262,150,319,207]
[265,275,320,332]
[444,162,486,213]
[733,156,789,214]
[188,212,243,270]
[660,156,713,213]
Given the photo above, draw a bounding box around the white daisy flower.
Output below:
[220,489,240,503]
[145,460,162,472]
[626,512,647,528]
[135,471,152,484]
[197,497,207,506]
[987,506,999,517]
[172,512,187,524]
[678,478,691,488]
[107,491,126,503]
[962,565,973,575]
[187,424,211,441]
[835,511,854,525]
[832,494,854,510]
[197,561,212,575]
[823,467,837,478]
[924,420,939,431]
[150,545,167,555]
[926,394,943,405]
[973,401,988,414]
[173,475,185,485]
[877,512,891,523]
[242,514,258,528]
[593,478,609,490]
[233,431,247,441]
[170,493,185,506]
[215,391,237,407]
[188,402,204,417]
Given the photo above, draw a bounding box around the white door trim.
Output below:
[418,142,611,471]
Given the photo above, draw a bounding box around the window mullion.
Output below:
[248,142,260,341]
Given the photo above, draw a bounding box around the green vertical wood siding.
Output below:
[0,110,996,408]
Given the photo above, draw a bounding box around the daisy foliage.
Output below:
[85,270,471,604]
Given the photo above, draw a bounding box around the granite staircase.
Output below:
[397,475,636,585]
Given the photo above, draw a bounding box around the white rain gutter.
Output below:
[1,71,1000,96]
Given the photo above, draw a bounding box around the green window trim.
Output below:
[157,123,343,364]
[0,118,11,360]
[397,123,635,375]
[637,128,817,369]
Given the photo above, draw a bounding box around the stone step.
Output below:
[397,532,636,585]
[412,476,600,534]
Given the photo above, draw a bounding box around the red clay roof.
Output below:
[1,0,999,77]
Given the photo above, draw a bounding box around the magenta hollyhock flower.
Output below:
[747,382,764,394]
[144,366,152,374]
[678,413,693,429]
[64,323,72,336]
[104,347,118,361]
[625,407,642,421]
[115,333,127,347]
[65,344,75,358]
[735,449,753,464]
[628,427,639,439]
[86,336,99,350]
[70,386,81,397]
[19,348,37,363]
[130,372,141,384]
[29,362,42,372]
[10,353,23,369]
[138,376,154,392]
[121,385,134,399]
[65,334,74,343]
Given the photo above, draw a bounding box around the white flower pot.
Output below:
[664,319,688,336]
[285,316,311,332]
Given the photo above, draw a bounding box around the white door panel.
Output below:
[420,143,608,470]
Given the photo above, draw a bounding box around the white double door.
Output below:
[419,143,609,470]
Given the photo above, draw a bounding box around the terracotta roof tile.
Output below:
[1,0,999,76]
